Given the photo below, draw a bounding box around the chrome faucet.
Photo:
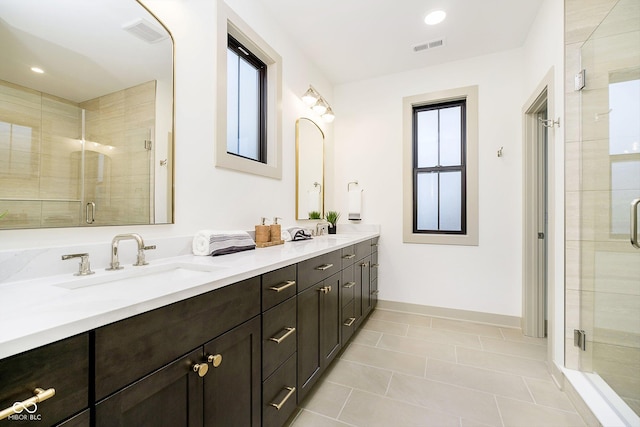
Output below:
[315,221,331,236]
[62,253,95,276]
[107,233,156,270]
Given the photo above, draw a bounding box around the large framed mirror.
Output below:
[295,118,324,220]
[0,0,174,229]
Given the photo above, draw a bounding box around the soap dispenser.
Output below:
[255,217,270,245]
[270,217,282,243]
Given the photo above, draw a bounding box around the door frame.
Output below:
[522,68,556,340]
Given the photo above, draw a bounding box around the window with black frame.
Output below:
[413,99,466,234]
[226,35,267,163]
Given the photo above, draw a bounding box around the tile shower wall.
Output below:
[564,0,640,416]
[0,80,155,228]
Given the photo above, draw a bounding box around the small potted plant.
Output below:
[325,210,340,234]
[308,211,321,220]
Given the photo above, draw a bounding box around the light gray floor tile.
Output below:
[407,324,483,348]
[377,333,457,362]
[288,409,355,427]
[323,359,392,395]
[525,377,578,412]
[425,358,534,402]
[339,388,460,427]
[349,328,381,347]
[496,396,586,426]
[387,372,503,426]
[460,418,501,427]
[340,343,426,376]
[370,309,432,327]
[360,318,409,336]
[500,328,548,346]
[480,336,548,361]
[457,346,551,379]
[299,381,353,419]
[431,317,504,339]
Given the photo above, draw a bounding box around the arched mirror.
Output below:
[295,118,324,220]
[0,0,174,229]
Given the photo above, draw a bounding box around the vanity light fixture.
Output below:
[301,85,335,122]
[424,10,446,25]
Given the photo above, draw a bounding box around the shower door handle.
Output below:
[631,198,640,249]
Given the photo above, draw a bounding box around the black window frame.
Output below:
[227,34,267,164]
[412,99,467,235]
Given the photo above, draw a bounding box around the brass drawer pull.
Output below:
[342,254,355,259]
[343,281,356,289]
[371,263,379,268]
[0,388,55,421]
[192,363,209,377]
[207,353,223,367]
[315,263,334,271]
[269,327,296,344]
[269,386,296,410]
[269,280,295,293]
[318,285,332,294]
[360,262,369,268]
[371,243,379,247]
[371,290,380,295]
[343,317,356,327]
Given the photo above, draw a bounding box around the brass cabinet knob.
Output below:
[193,363,209,377]
[207,353,223,368]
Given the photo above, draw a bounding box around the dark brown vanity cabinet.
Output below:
[371,239,379,309]
[296,250,342,403]
[94,277,262,427]
[0,334,89,427]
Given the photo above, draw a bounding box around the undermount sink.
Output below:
[55,262,226,290]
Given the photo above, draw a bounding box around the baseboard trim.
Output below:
[377,299,521,329]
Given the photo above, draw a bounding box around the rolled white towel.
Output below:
[192,230,255,256]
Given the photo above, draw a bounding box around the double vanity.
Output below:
[0,231,379,426]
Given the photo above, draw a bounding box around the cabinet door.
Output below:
[321,273,341,367]
[297,273,341,403]
[203,316,261,427]
[95,348,204,427]
[296,282,321,402]
[359,256,372,320]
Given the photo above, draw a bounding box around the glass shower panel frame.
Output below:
[578,0,640,416]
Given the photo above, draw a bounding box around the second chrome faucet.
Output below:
[107,233,156,271]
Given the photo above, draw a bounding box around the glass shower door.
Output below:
[579,0,640,416]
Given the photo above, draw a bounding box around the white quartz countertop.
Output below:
[0,232,378,359]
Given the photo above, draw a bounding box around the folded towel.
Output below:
[286,227,312,241]
[192,230,256,256]
[348,186,362,221]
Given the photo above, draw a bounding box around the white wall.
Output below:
[0,0,331,251]
[333,49,526,317]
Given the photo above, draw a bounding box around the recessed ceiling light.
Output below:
[30,67,44,74]
[424,10,446,25]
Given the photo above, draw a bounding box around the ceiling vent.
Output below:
[413,38,446,53]
[122,18,168,44]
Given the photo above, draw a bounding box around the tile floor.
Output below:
[287,309,586,427]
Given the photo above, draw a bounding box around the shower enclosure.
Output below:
[570,0,640,418]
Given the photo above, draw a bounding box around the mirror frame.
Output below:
[295,117,325,220]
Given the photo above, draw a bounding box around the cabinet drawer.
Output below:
[297,250,341,291]
[371,237,379,253]
[342,299,356,345]
[340,245,357,268]
[262,354,297,427]
[355,240,372,261]
[341,264,355,308]
[0,334,88,427]
[58,409,90,427]
[262,296,297,380]
[262,264,296,311]
[95,277,260,400]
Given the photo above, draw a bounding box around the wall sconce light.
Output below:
[301,85,335,123]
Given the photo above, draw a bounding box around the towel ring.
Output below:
[347,181,358,191]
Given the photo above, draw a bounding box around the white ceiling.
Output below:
[260,0,544,84]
